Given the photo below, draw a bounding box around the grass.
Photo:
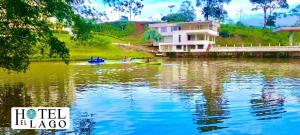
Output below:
[216,24,300,46]
[30,32,153,61]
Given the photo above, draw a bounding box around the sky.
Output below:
[90,0,300,26]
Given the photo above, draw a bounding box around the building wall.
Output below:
[149,21,219,53]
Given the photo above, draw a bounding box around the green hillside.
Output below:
[30,32,152,61]
[217,25,300,46]
[30,22,152,61]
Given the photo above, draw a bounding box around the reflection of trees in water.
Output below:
[0,83,36,134]
[193,86,230,133]
[251,80,286,120]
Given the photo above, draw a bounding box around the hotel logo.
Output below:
[11,107,70,129]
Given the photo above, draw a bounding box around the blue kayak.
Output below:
[88,58,105,64]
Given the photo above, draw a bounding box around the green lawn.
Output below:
[216,25,300,46]
[30,33,153,61]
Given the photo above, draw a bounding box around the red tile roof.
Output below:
[274,27,300,32]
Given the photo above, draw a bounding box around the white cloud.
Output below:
[87,0,300,22]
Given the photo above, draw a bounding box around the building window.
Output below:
[178,26,182,30]
[161,27,167,32]
[176,45,182,50]
[197,34,205,40]
[179,35,181,43]
[197,45,204,49]
[171,26,178,31]
[198,25,202,30]
[191,45,196,49]
[187,35,191,41]
[188,35,196,41]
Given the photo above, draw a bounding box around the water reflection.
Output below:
[1,59,300,134]
[194,88,230,132]
[251,80,286,120]
[0,83,36,134]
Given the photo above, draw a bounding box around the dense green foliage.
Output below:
[161,0,196,22]
[0,0,117,72]
[143,29,163,42]
[0,0,75,72]
[97,22,136,37]
[216,24,300,46]
[72,15,95,41]
[196,0,231,21]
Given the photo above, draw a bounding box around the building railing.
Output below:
[210,43,300,52]
[214,43,300,47]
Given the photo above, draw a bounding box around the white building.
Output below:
[149,21,220,53]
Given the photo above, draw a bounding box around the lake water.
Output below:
[1,59,300,135]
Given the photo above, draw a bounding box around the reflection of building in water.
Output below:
[158,60,223,91]
[251,80,286,120]
[158,60,229,132]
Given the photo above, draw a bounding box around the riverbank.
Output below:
[165,51,300,58]
[29,33,153,61]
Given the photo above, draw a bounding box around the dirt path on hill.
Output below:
[113,43,157,54]
[134,22,145,35]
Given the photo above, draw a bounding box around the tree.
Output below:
[266,14,276,28]
[113,1,125,20]
[72,15,95,41]
[196,0,231,21]
[111,0,144,21]
[179,0,196,17]
[168,5,176,13]
[250,0,289,28]
[289,5,300,25]
[0,0,113,72]
[0,0,75,72]
[144,29,162,42]
[161,0,196,22]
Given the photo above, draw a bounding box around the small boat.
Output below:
[88,58,105,64]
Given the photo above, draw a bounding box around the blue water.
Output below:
[64,60,300,135]
[1,60,300,135]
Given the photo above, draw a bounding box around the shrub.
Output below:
[219,29,231,38]
[143,29,162,42]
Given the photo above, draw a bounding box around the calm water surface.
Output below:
[1,59,300,135]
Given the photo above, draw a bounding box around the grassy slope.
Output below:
[30,33,152,61]
[217,25,300,46]
[30,22,152,61]
[60,33,152,60]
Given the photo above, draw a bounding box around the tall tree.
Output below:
[289,4,300,25]
[196,0,231,21]
[168,5,175,13]
[111,0,144,21]
[250,0,289,28]
[161,0,196,22]
[0,0,74,72]
[0,0,113,72]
